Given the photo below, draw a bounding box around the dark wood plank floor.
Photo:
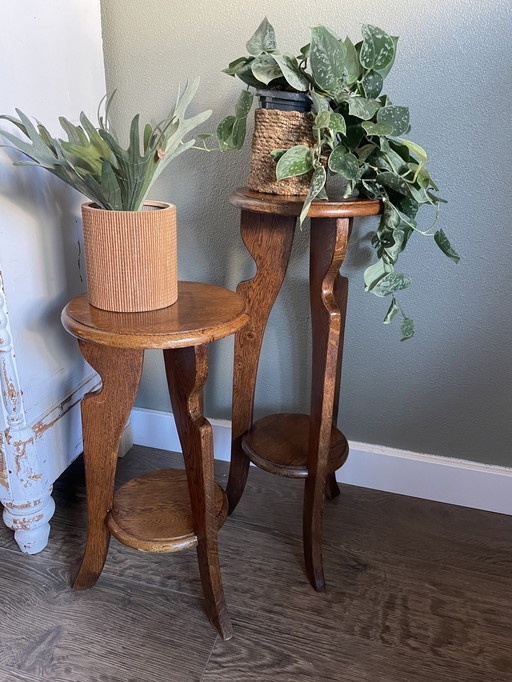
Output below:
[0,445,511,681]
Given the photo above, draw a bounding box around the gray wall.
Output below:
[100,0,511,466]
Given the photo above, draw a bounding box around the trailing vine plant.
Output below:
[218,19,460,339]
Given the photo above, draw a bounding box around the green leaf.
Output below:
[246,18,277,56]
[223,57,250,76]
[377,106,410,136]
[314,111,331,129]
[299,164,327,224]
[396,137,429,163]
[310,26,345,92]
[361,71,383,99]
[216,116,236,149]
[329,112,346,134]
[401,317,415,341]
[376,36,399,78]
[364,259,392,291]
[310,91,330,112]
[362,121,393,136]
[343,37,360,85]
[328,144,359,180]
[235,90,254,119]
[346,97,381,120]
[276,145,313,180]
[434,230,460,263]
[272,53,309,91]
[372,271,411,297]
[383,297,399,324]
[251,54,282,85]
[233,61,264,88]
[270,148,287,162]
[360,25,395,71]
[299,43,311,59]
[343,123,365,151]
[231,117,247,149]
[376,171,413,197]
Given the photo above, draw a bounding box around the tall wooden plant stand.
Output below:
[225,188,382,591]
[62,282,248,640]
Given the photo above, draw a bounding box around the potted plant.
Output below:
[0,79,211,313]
[217,19,460,339]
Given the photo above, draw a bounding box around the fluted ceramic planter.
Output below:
[81,201,177,313]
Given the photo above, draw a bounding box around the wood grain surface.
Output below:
[226,210,295,513]
[62,281,248,349]
[164,345,233,641]
[230,187,383,218]
[242,413,348,478]
[72,341,144,590]
[1,445,512,682]
[108,469,228,553]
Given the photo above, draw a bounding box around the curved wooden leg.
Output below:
[73,341,144,590]
[226,211,295,514]
[164,344,233,641]
[304,217,352,591]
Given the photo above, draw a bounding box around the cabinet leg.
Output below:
[226,211,295,513]
[164,345,233,641]
[73,341,144,590]
[2,489,55,554]
[305,217,351,591]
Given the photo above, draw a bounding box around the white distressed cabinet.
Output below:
[0,1,106,552]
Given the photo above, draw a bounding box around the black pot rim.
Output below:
[256,88,311,102]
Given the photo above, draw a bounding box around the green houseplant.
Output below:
[0,79,211,312]
[217,19,460,339]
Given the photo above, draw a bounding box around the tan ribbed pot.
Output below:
[81,201,177,313]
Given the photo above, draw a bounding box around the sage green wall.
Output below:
[100,0,511,466]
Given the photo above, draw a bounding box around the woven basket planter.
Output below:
[81,201,177,313]
[247,108,315,196]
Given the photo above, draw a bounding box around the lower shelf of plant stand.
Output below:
[107,469,228,553]
[241,413,349,479]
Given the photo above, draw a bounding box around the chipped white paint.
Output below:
[0,0,106,553]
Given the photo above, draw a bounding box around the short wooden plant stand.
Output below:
[225,188,383,591]
[62,282,248,640]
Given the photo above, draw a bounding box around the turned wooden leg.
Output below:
[304,217,352,591]
[164,344,233,641]
[226,211,295,514]
[73,340,144,590]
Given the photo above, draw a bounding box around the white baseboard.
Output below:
[131,407,512,516]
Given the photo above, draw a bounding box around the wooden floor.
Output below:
[0,446,511,681]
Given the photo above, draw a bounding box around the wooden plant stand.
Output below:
[225,188,383,591]
[62,282,248,641]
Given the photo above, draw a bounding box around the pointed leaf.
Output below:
[329,112,346,134]
[276,145,312,180]
[372,271,411,297]
[343,37,360,85]
[246,18,277,55]
[361,71,383,99]
[328,144,359,180]
[299,164,327,224]
[235,90,254,119]
[361,25,395,71]
[364,259,392,291]
[362,121,393,136]
[310,91,330,113]
[272,54,309,91]
[434,230,460,263]
[400,317,415,341]
[383,297,399,324]
[251,54,282,85]
[310,26,345,92]
[377,106,410,136]
[346,97,381,120]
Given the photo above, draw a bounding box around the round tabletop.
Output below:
[62,281,248,349]
[230,187,383,218]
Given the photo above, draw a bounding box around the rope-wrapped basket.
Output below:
[247,108,315,196]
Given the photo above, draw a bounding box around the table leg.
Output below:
[73,341,144,590]
[164,344,233,641]
[226,211,295,513]
[304,217,352,591]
